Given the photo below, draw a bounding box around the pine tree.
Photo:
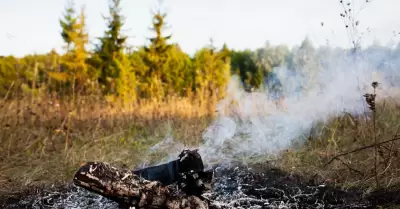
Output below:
[142,9,172,99]
[59,0,77,52]
[93,0,128,94]
[52,4,89,98]
[230,50,263,90]
[69,6,89,91]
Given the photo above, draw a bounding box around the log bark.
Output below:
[73,161,211,209]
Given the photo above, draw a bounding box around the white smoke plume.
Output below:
[150,45,400,168]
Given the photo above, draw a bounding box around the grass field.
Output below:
[0,96,214,194]
[0,92,400,196]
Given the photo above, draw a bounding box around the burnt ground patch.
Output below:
[0,184,118,209]
[208,166,371,208]
[1,165,400,209]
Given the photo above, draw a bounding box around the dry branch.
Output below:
[323,135,400,168]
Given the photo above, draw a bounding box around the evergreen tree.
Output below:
[67,6,89,91]
[93,0,128,94]
[142,9,173,99]
[59,0,77,52]
[230,50,263,90]
[52,4,89,97]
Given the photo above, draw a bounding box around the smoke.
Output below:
[150,45,400,168]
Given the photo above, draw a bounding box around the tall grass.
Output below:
[0,95,215,194]
[1,87,400,196]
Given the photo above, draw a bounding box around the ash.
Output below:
[1,166,374,209]
[206,166,371,209]
[1,184,118,209]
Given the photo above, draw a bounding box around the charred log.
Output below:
[73,161,211,208]
[72,150,213,208]
[132,149,205,186]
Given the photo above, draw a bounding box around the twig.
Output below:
[2,80,15,101]
[323,136,400,168]
[335,157,364,177]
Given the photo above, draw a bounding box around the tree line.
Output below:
[1,0,398,104]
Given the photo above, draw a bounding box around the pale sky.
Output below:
[0,0,399,57]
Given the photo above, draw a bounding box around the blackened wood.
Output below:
[73,161,210,209]
[132,149,206,186]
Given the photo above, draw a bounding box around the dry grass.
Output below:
[278,100,400,191]
[2,91,400,197]
[0,95,214,195]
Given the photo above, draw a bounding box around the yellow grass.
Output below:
[1,92,400,195]
[0,95,215,194]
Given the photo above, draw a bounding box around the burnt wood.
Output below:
[73,161,210,208]
[72,149,212,208]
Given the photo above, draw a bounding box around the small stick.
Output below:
[323,136,400,168]
[335,157,364,177]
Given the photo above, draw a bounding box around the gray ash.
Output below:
[206,166,372,209]
[0,184,118,209]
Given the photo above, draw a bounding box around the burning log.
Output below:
[73,149,213,208]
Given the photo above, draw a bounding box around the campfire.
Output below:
[72,149,376,209]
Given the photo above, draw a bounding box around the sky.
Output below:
[0,0,399,57]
